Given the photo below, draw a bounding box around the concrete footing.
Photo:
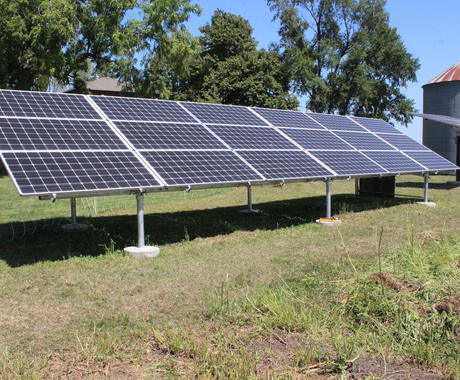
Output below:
[124,246,160,259]
[447,181,460,186]
[416,201,436,207]
[316,217,342,226]
[239,209,259,213]
[61,223,89,231]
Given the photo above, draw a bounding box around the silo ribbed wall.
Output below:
[422,81,460,163]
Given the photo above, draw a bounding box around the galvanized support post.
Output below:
[61,198,88,230]
[124,189,160,258]
[240,182,258,213]
[326,179,332,219]
[71,198,77,226]
[423,173,430,203]
[417,173,436,207]
[137,192,145,248]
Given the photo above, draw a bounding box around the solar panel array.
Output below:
[0,89,457,198]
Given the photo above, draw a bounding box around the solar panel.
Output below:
[237,150,334,179]
[0,90,101,119]
[350,116,403,134]
[2,151,161,195]
[207,125,298,150]
[376,133,429,151]
[363,151,426,173]
[252,107,325,129]
[280,128,353,150]
[308,113,367,132]
[310,151,386,176]
[113,121,227,150]
[403,151,459,171]
[91,96,196,123]
[140,151,263,185]
[181,102,268,126]
[0,118,127,151]
[333,131,395,151]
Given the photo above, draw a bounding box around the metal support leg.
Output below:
[316,179,341,226]
[240,183,258,213]
[62,198,88,230]
[417,173,436,207]
[124,190,160,258]
[355,178,359,196]
[137,193,145,248]
[326,179,332,219]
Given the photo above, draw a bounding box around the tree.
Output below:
[174,10,298,109]
[0,0,200,93]
[268,0,420,125]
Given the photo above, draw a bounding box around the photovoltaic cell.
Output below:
[252,108,325,129]
[310,151,386,175]
[280,128,353,150]
[237,150,333,179]
[333,131,395,151]
[376,133,429,151]
[207,125,298,150]
[363,151,426,173]
[0,90,101,119]
[0,118,127,151]
[308,113,367,132]
[403,151,459,171]
[350,116,403,134]
[114,121,227,150]
[91,96,196,123]
[181,102,268,126]
[2,151,161,195]
[141,151,263,185]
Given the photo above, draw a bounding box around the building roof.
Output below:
[86,77,125,92]
[425,61,460,85]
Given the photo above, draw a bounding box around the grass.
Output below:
[1,169,460,378]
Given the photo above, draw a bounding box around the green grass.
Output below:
[1,169,460,378]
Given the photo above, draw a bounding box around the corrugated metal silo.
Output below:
[422,61,460,164]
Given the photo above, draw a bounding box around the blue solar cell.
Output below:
[251,108,325,129]
[308,113,367,132]
[334,131,395,151]
[207,125,298,150]
[181,102,268,126]
[237,150,333,179]
[141,151,262,185]
[2,151,161,194]
[92,96,197,123]
[404,151,459,171]
[0,118,127,151]
[0,90,101,119]
[350,116,403,134]
[310,151,386,176]
[363,151,426,173]
[280,128,353,150]
[377,133,429,151]
[114,122,227,150]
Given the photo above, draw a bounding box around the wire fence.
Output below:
[1,188,229,241]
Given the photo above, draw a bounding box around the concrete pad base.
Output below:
[447,181,460,186]
[61,223,89,231]
[239,209,259,213]
[416,201,436,207]
[124,246,160,259]
[316,217,342,226]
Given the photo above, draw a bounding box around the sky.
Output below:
[183,0,460,142]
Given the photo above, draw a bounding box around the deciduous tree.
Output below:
[175,10,298,109]
[268,0,420,124]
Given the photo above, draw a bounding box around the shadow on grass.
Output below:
[397,180,460,190]
[0,194,413,267]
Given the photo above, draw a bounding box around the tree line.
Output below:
[0,0,420,125]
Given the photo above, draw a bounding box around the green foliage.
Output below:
[174,10,299,109]
[0,0,200,92]
[268,0,420,125]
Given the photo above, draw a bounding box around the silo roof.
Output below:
[425,61,460,85]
